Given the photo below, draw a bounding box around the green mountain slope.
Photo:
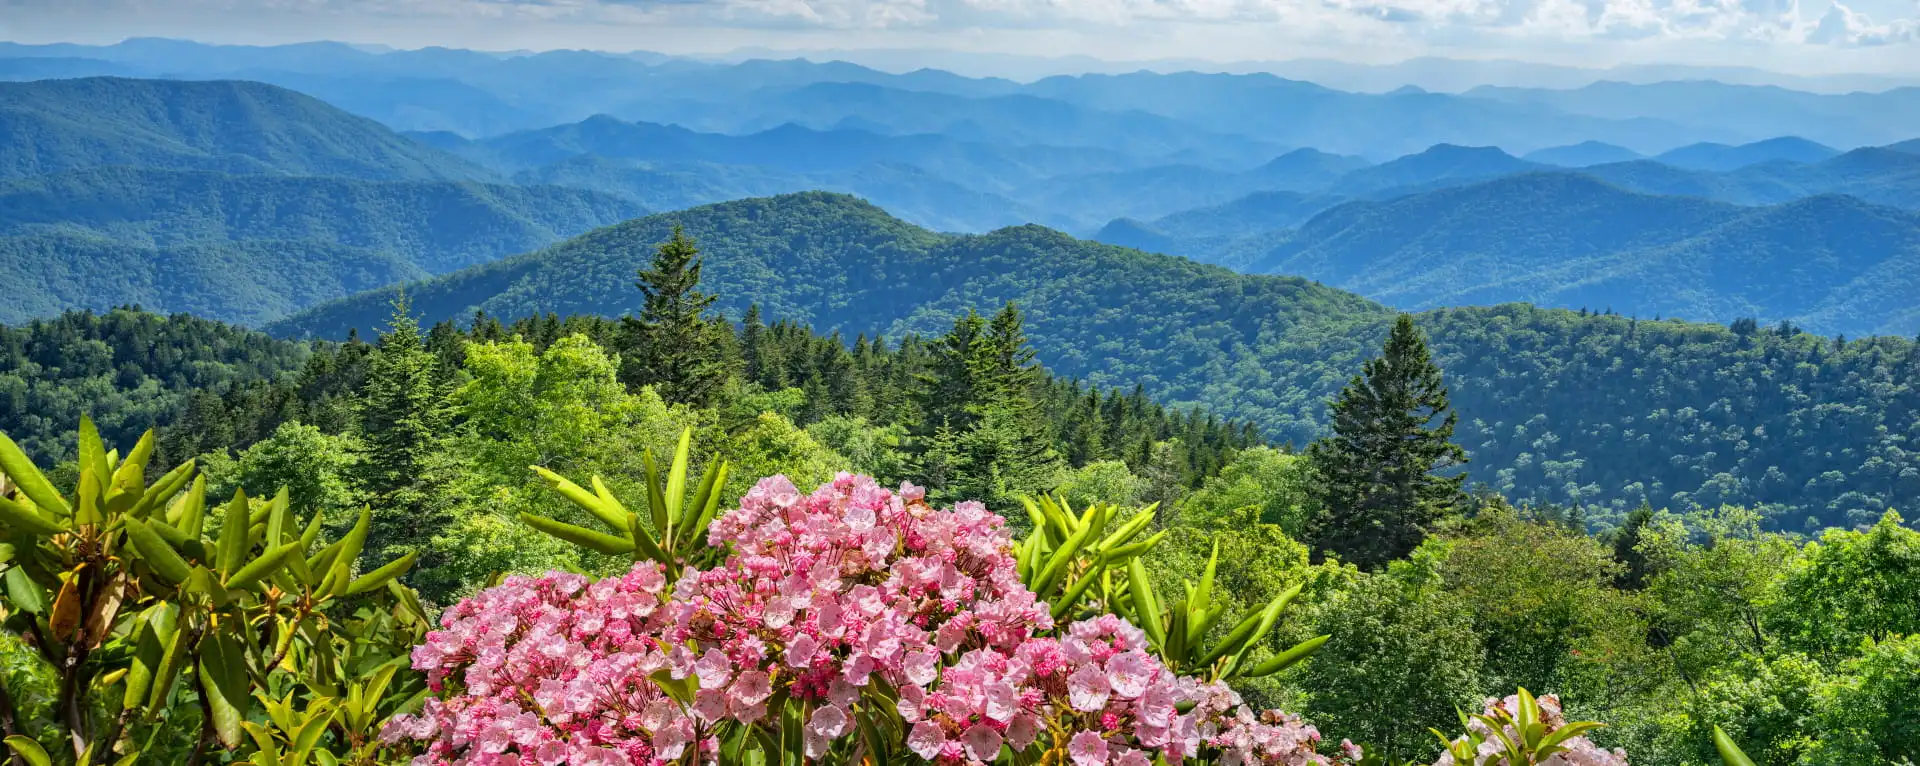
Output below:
[0,307,314,461]
[268,192,1920,529]
[0,77,492,180]
[0,229,425,326]
[0,168,649,324]
[1249,173,1920,336]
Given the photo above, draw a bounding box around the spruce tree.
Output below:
[618,226,732,405]
[358,295,452,573]
[1306,314,1467,569]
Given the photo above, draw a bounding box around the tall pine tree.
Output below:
[618,226,732,405]
[358,294,453,574]
[1306,314,1467,569]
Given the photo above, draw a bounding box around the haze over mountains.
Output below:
[1,37,1916,529]
[5,41,1920,336]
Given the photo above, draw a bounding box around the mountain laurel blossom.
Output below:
[388,472,1547,766]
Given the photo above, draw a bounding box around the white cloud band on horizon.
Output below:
[3,0,1918,70]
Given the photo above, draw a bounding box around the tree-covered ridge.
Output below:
[0,168,648,324]
[0,307,314,461]
[0,76,492,181]
[268,192,1920,530]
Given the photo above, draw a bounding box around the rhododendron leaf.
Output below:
[178,474,208,536]
[241,723,281,766]
[146,613,192,711]
[1035,505,1098,595]
[345,551,417,596]
[226,542,301,591]
[129,459,194,520]
[1094,508,1155,552]
[664,428,692,529]
[215,488,250,575]
[1229,583,1299,672]
[124,517,192,584]
[1167,598,1190,662]
[200,627,250,749]
[1713,726,1758,766]
[530,465,627,533]
[122,607,170,710]
[111,429,154,493]
[334,507,373,572]
[3,736,51,766]
[1195,539,1220,613]
[1188,602,1227,649]
[1243,634,1329,677]
[1126,557,1165,648]
[590,475,633,522]
[1051,561,1107,619]
[678,458,727,547]
[519,512,636,556]
[0,493,65,537]
[263,487,291,546]
[642,448,668,535]
[0,427,69,517]
[1199,608,1266,667]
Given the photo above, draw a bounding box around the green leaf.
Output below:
[642,448,667,535]
[1195,539,1220,612]
[3,566,47,614]
[1243,634,1330,677]
[226,542,302,591]
[1198,609,1266,667]
[1051,562,1107,620]
[334,507,373,570]
[0,494,64,537]
[530,465,627,533]
[111,429,155,496]
[200,627,250,749]
[0,429,68,516]
[79,416,110,493]
[345,551,418,596]
[124,517,193,584]
[1713,726,1758,766]
[1126,557,1165,647]
[146,616,192,711]
[217,488,251,576]
[178,475,209,536]
[4,736,52,766]
[519,513,636,556]
[663,428,692,530]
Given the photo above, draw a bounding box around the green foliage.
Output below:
[1300,572,1485,762]
[1112,535,1329,683]
[0,77,489,182]
[269,193,1920,531]
[0,418,428,765]
[618,226,734,406]
[1177,447,1314,536]
[1307,314,1467,569]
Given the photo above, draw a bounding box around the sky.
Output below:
[3,0,1919,74]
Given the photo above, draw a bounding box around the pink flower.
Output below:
[909,720,949,760]
[1105,650,1154,699]
[809,705,850,739]
[1071,731,1110,766]
[964,724,1005,761]
[732,670,772,706]
[1069,663,1113,712]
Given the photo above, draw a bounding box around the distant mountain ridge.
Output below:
[265,191,1920,531]
[0,77,492,181]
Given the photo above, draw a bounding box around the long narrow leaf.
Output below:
[519,513,636,556]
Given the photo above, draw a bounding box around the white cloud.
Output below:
[2,0,1917,66]
[1806,0,1920,43]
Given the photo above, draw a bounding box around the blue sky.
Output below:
[3,0,1917,73]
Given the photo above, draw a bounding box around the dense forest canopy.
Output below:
[266,193,1920,531]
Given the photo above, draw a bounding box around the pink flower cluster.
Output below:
[390,471,1341,766]
[382,564,696,766]
[1432,694,1630,766]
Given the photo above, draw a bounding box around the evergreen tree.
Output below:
[358,294,453,572]
[1306,314,1468,569]
[618,226,732,405]
[1610,504,1657,590]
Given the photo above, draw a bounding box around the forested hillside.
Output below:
[0,168,647,323]
[271,192,1920,530]
[0,77,491,180]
